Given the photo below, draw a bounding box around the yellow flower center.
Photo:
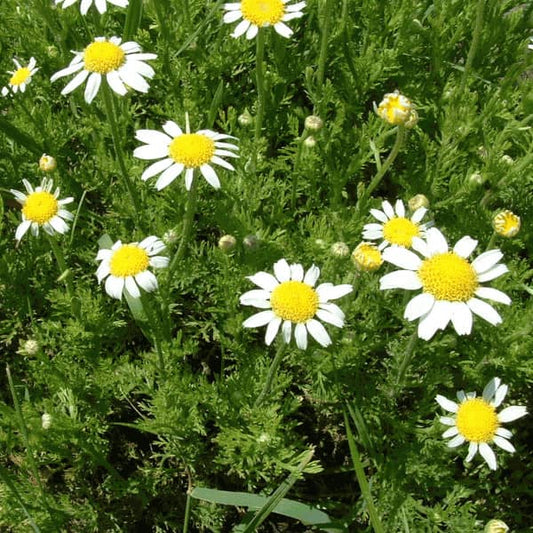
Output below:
[456,398,499,443]
[378,94,412,125]
[22,191,58,224]
[109,245,149,277]
[418,252,478,301]
[382,217,419,247]
[10,67,31,86]
[84,41,125,74]
[493,210,520,238]
[270,281,318,323]
[168,133,215,168]
[352,243,383,272]
[241,0,285,25]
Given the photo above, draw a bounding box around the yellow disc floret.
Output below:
[456,398,499,443]
[168,133,215,168]
[382,217,419,247]
[109,245,149,277]
[22,191,59,224]
[377,91,413,125]
[270,281,318,323]
[241,0,285,25]
[418,252,478,301]
[10,67,31,86]
[84,41,125,74]
[352,243,383,272]
[493,210,520,238]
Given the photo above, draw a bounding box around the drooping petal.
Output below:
[447,434,465,448]
[315,309,343,328]
[482,377,501,402]
[492,384,508,408]
[472,250,503,274]
[493,436,515,454]
[403,293,435,321]
[476,264,509,283]
[474,287,511,305]
[282,320,292,343]
[265,317,282,345]
[200,164,221,188]
[478,442,497,470]
[306,319,332,347]
[465,442,478,462]
[450,301,473,336]
[442,427,459,438]
[467,298,502,326]
[294,323,307,349]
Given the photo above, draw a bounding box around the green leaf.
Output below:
[123,0,143,41]
[0,117,43,155]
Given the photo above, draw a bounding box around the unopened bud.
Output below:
[303,136,316,148]
[500,154,514,165]
[331,242,349,257]
[493,210,520,238]
[20,339,39,356]
[39,154,56,172]
[477,146,488,159]
[408,194,430,211]
[484,519,509,533]
[304,115,323,132]
[41,413,52,430]
[468,172,485,186]
[47,45,59,59]
[238,110,253,127]
[376,90,414,126]
[243,234,259,249]
[218,234,236,252]
[314,238,326,249]
[352,242,383,272]
[163,228,179,245]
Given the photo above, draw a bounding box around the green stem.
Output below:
[485,231,497,252]
[254,343,285,407]
[252,28,266,171]
[395,330,418,392]
[140,293,166,377]
[47,236,81,321]
[182,490,192,533]
[290,129,311,210]
[356,126,406,215]
[316,0,334,102]
[182,0,191,26]
[343,411,385,533]
[101,83,142,225]
[6,365,52,521]
[461,0,486,92]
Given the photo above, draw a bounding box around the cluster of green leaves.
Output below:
[0,0,532,531]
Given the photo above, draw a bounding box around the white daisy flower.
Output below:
[96,237,169,300]
[50,37,156,104]
[240,259,352,349]
[54,0,128,15]
[133,120,239,191]
[223,0,306,39]
[375,90,415,126]
[436,377,527,470]
[380,227,511,340]
[10,178,74,242]
[1,57,38,97]
[362,199,431,250]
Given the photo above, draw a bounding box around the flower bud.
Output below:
[238,110,253,127]
[477,146,488,159]
[218,234,237,252]
[314,238,326,249]
[303,136,316,148]
[41,413,52,430]
[404,108,419,129]
[376,90,415,126]
[484,519,509,533]
[468,172,485,187]
[331,242,349,257]
[304,115,323,132]
[19,339,39,356]
[408,194,430,211]
[351,242,383,271]
[163,228,179,245]
[243,234,259,249]
[500,154,514,165]
[493,210,520,238]
[39,154,57,172]
[47,45,59,59]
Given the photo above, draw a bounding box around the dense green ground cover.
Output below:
[0,0,532,530]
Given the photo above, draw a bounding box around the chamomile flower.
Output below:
[50,37,156,104]
[351,242,383,272]
[133,120,239,190]
[380,227,511,340]
[493,210,521,238]
[436,378,527,470]
[375,90,415,126]
[96,237,169,300]
[54,0,128,15]
[363,199,431,250]
[1,57,38,96]
[10,178,74,241]
[223,0,306,39]
[240,259,352,349]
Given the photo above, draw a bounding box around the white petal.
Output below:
[96,262,110,283]
[442,427,459,438]
[493,436,515,453]
[417,302,448,340]
[465,442,478,462]
[118,68,149,93]
[294,323,307,350]
[184,168,194,190]
[265,317,282,345]
[133,143,169,160]
[125,277,141,298]
[105,275,124,299]
[404,293,435,321]
[149,256,169,268]
[141,158,175,181]
[411,236,431,258]
[107,70,127,95]
[84,72,101,104]
[96,249,112,261]
[498,406,528,423]
[162,121,182,138]
[475,287,511,305]
[476,264,509,283]
[135,129,172,146]
[247,271,279,291]
[436,395,458,413]
[318,302,345,320]
[211,155,235,171]
[50,61,84,82]
[200,165,221,188]
[447,435,465,448]
[379,270,422,290]
[370,208,388,223]
[439,416,456,426]
[495,427,512,439]
[60,69,90,95]
[282,320,292,343]
[382,200,394,218]
[290,263,304,281]
[246,24,259,39]
[49,216,68,234]
[243,310,276,328]
[316,283,352,302]
[426,228,448,255]
[306,319,331,347]
[315,309,343,328]
[273,259,291,282]
[472,250,503,274]
[286,1,306,11]
[492,384,508,408]
[467,298,502,326]
[223,10,242,23]
[155,164,184,190]
[232,19,251,38]
[457,390,466,402]
[482,378,501,402]
[273,22,293,38]
[303,265,320,286]
[15,220,31,241]
[135,270,158,292]
[240,289,271,308]
[394,199,405,217]
[450,301,473,336]
[453,236,478,258]
[382,246,421,270]
[411,207,427,224]
[478,442,497,470]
